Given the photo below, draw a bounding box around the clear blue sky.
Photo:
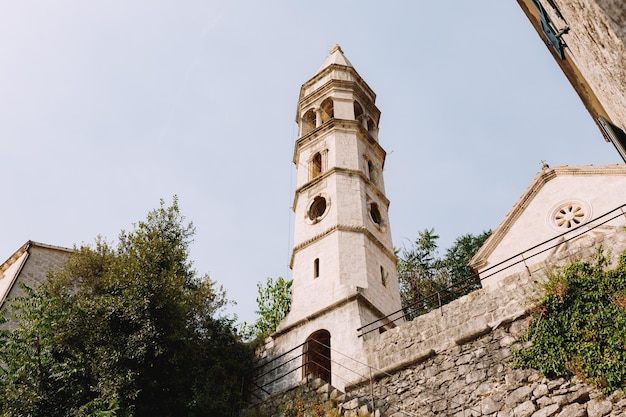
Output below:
[0,1,619,324]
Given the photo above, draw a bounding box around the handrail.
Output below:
[357,202,626,337]
[249,338,484,416]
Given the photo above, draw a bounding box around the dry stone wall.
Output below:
[352,319,626,417]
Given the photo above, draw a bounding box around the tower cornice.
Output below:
[296,78,381,125]
[293,119,384,166]
[273,290,396,337]
[289,223,397,269]
[299,64,377,104]
[291,166,390,212]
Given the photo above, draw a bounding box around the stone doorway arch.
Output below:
[303,330,331,383]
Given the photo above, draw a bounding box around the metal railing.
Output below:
[247,337,488,416]
[357,202,626,337]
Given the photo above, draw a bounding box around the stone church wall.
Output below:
[553,0,626,130]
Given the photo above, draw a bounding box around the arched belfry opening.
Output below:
[311,152,322,179]
[302,109,316,135]
[303,330,331,383]
[320,98,334,123]
[353,100,363,120]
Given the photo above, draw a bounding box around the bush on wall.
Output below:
[514,248,626,393]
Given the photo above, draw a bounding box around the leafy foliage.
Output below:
[513,249,626,393]
[0,197,253,416]
[397,228,490,319]
[241,277,292,340]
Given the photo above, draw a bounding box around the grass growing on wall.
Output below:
[513,248,626,393]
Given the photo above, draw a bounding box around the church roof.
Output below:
[316,44,353,74]
[469,164,626,271]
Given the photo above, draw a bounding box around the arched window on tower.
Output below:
[314,258,320,279]
[310,152,323,179]
[302,109,316,135]
[353,100,363,121]
[369,202,383,227]
[303,330,331,383]
[320,98,334,123]
[367,159,377,184]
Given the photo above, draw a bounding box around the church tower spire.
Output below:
[275,45,402,389]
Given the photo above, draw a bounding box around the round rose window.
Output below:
[308,196,327,221]
[549,200,591,231]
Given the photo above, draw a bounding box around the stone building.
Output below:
[468,164,626,288]
[252,45,403,396]
[0,240,71,329]
[516,0,626,160]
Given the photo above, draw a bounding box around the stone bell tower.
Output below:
[273,45,402,390]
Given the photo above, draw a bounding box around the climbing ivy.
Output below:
[513,248,626,393]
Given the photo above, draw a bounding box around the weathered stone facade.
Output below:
[517,0,626,157]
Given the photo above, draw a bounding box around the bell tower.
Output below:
[274,45,402,389]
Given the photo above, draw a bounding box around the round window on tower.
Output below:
[308,195,328,222]
[369,202,383,227]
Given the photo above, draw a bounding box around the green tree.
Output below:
[0,197,253,417]
[397,229,447,318]
[445,230,492,288]
[397,228,490,319]
[242,277,292,340]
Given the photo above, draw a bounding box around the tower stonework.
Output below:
[280,44,402,333]
[254,46,402,395]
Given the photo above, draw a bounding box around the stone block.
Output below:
[343,398,360,410]
[466,369,487,384]
[455,318,491,345]
[555,403,586,417]
[514,400,537,417]
[481,396,503,414]
[533,383,549,398]
[587,398,612,417]
[317,383,330,394]
[530,403,559,417]
[506,385,534,407]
